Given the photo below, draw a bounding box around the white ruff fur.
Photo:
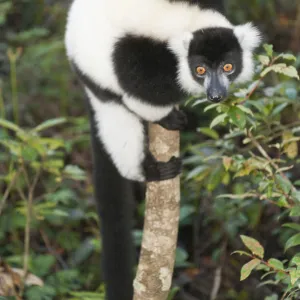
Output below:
[123,96,173,122]
[87,89,145,181]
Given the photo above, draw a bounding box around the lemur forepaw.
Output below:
[156,108,187,131]
[144,154,182,182]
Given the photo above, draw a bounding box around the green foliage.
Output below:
[0,2,102,299]
[185,44,300,298]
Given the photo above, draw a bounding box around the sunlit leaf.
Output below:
[240,235,264,258]
[197,127,219,139]
[258,55,270,66]
[240,258,261,281]
[278,53,297,61]
[267,258,284,271]
[263,44,273,57]
[33,118,67,132]
[210,113,227,129]
[0,118,24,133]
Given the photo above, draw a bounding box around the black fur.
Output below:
[113,35,188,106]
[72,62,122,103]
[88,102,135,300]
[188,28,243,83]
[156,108,188,131]
[143,152,182,182]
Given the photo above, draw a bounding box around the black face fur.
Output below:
[187,27,243,102]
[188,27,243,84]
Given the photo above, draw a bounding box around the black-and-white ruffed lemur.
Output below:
[65,0,261,299]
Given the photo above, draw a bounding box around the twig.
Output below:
[210,239,227,300]
[0,172,18,216]
[39,229,69,269]
[20,168,42,296]
[248,131,296,192]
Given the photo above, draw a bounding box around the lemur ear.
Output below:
[169,32,193,56]
[234,23,261,51]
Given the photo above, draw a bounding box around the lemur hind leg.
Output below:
[88,90,182,182]
[143,152,182,182]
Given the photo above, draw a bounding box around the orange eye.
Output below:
[223,63,233,72]
[196,66,206,76]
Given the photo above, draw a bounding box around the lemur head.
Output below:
[170,23,261,103]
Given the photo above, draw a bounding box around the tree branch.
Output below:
[133,123,180,300]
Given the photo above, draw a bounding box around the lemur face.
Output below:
[188,28,243,103]
[171,24,261,103]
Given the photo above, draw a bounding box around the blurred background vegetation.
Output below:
[0,0,300,299]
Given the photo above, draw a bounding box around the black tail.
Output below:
[88,105,135,300]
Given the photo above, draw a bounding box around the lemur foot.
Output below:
[144,153,182,182]
[156,108,187,131]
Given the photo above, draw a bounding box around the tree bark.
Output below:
[133,124,180,300]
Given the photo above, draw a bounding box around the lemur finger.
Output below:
[145,156,182,181]
[156,109,188,131]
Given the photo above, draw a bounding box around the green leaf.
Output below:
[264,295,279,300]
[278,53,297,61]
[180,205,194,222]
[285,233,300,251]
[267,258,284,271]
[290,206,300,217]
[275,174,292,194]
[223,156,232,171]
[291,254,300,266]
[271,103,289,117]
[240,258,261,281]
[240,235,264,258]
[0,118,24,133]
[289,267,300,285]
[261,63,299,79]
[197,127,219,139]
[261,63,287,77]
[69,291,105,300]
[175,247,189,267]
[33,117,67,132]
[22,147,39,162]
[258,55,270,66]
[210,113,227,129]
[228,107,246,129]
[231,250,252,258]
[264,44,273,57]
[236,105,254,116]
[186,165,209,180]
[204,103,220,112]
[32,255,56,277]
[63,165,86,180]
[280,66,299,80]
[283,223,300,231]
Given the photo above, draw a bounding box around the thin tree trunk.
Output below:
[133,124,180,300]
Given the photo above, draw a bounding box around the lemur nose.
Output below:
[208,94,223,103]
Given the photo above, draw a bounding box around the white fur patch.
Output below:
[65,0,123,94]
[87,89,145,181]
[234,23,261,83]
[168,32,205,96]
[105,0,232,41]
[234,23,261,51]
[235,51,255,83]
[123,95,173,122]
